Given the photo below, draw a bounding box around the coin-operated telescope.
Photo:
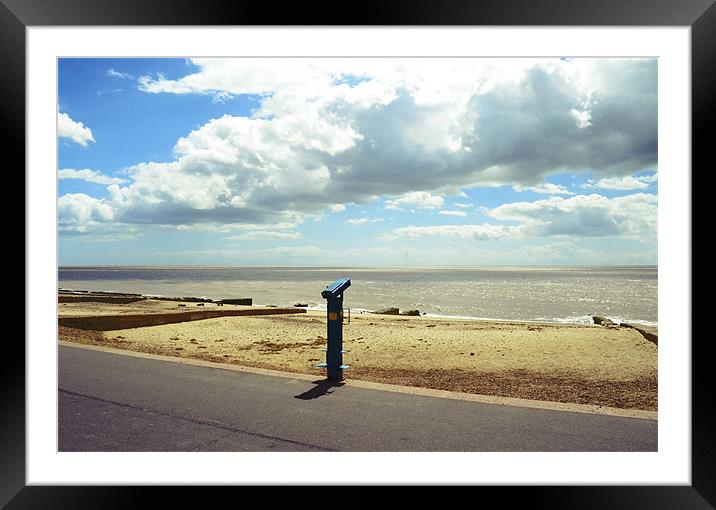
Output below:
[317,278,351,380]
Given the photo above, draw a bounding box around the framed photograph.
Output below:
[10,0,710,505]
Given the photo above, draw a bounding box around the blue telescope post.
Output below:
[317,278,351,381]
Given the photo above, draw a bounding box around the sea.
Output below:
[58,266,658,327]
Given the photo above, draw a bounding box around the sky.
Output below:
[58,57,658,266]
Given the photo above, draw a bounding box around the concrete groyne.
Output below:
[59,307,306,331]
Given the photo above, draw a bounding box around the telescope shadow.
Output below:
[294,379,345,400]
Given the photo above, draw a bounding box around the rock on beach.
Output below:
[373,307,400,315]
[592,315,615,326]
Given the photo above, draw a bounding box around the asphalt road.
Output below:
[59,344,657,452]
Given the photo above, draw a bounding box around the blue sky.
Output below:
[58,58,657,266]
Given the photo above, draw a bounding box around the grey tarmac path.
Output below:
[59,344,657,452]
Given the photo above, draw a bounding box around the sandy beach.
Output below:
[58,297,658,410]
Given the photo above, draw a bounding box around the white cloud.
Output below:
[58,193,114,233]
[513,183,574,195]
[330,204,346,213]
[155,245,325,260]
[58,168,126,185]
[106,68,133,79]
[570,108,592,128]
[96,88,123,97]
[589,173,658,190]
[514,241,602,264]
[453,202,474,208]
[439,210,468,217]
[223,230,302,240]
[488,193,657,238]
[259,245,325,257]
[172,222,299,233]
[61,58,657,234]
[58,111,95,147]
[383,223,522,241]
[140,59,657,185]
[385,191,444,210]
[347,217,384,225]
[381,193,656,242]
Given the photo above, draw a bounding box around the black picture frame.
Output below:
[9,0,711,506]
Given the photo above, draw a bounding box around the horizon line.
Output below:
[58,263,658,269]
